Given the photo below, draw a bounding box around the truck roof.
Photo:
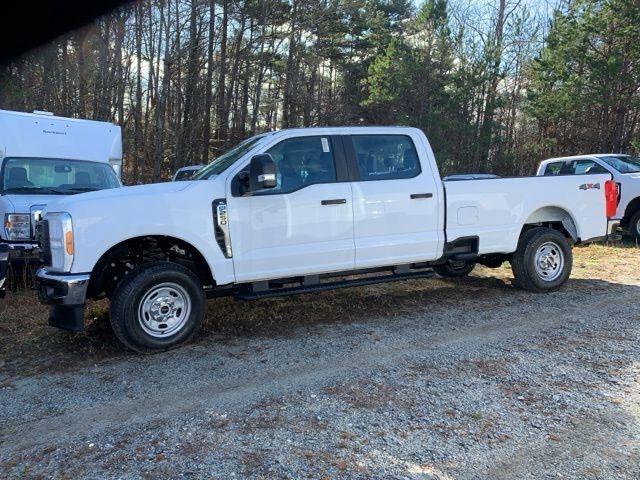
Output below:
[0,109,117,125]
[541,153,630,164]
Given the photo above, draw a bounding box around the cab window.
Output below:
[265,136,337,194]
[350,135,420,181]
[543,162,563,176]
[572,160,608,175]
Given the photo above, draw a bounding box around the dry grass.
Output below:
[1,240,638,381]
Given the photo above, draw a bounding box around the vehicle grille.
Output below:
[35,219,51,266]
[30,204,46,239]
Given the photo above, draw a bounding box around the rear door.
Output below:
[345,133,442,268]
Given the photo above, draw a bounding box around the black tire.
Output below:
[629,210,640,242]
[433,261,475,278]
[110,261,205,353]
[511,227,572,293]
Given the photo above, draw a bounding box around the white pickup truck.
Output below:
[31,127,618,353]
[537,154,640,239]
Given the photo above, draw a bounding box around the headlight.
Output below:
[45,212,74,272]
[4,213,31,240]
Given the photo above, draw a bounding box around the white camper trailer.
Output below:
[0,109,122,261]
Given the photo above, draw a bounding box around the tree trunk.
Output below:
[201,0,216,163]
[216,0,229,142]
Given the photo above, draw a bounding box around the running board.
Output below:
[235,269,435,301]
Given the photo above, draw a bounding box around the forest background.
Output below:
[0,0,637,181]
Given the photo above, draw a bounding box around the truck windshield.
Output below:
[597,155,640,174]
[1,157,121,194]
[193,134,266,180]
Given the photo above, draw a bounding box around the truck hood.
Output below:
[1,194,68,214]
[44,181,197,212]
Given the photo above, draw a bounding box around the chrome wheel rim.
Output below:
[534,242,564,282]
[138,282,191,338]
[635,217,640,237]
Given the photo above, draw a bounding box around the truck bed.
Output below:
[444,174,612,254]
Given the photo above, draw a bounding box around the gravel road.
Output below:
[1,243,639,479]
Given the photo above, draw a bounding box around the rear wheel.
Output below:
[629,210,640,242]
[110,261,205,353]
[511,227,572,292]
[433,261,475,278]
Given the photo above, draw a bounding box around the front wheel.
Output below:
[110,262,205,353]
[511,227,572,292]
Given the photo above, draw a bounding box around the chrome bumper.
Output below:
[35,268,90,306]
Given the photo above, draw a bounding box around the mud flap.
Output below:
[49,305,85,332]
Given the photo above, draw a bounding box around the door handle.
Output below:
[321,199,347,205]
[410,193,433,199]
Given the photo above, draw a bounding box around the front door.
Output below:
[227,135,354,283]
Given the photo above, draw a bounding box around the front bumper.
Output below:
[36,268,91,305]
[35,268,91,331]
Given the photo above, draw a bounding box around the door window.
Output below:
[572,160,608,174]
[351,135,421,181]
[266,136,337,194]
[543,162,563,176]
[552,160,609,175]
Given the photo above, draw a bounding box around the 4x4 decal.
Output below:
[579,182,601,191]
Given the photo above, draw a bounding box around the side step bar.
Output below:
[235,269,435,301]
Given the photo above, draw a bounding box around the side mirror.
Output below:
[249,153,276,191]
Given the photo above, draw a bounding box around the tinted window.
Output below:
[573,160,608,174]
[351,135,420,181]
[544,162,563,176]
[266,136,336,194]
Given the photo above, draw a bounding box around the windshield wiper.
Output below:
[4,186,66,194]
[65,187,99,192]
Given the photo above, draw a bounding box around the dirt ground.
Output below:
[1,242,639,479]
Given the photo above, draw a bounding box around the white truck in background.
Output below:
[537,154,640,240]
[30,126,618,353]
[0,110,122,266]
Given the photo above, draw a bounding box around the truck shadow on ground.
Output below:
[1,267,637,381]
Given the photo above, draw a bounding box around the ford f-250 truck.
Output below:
[31,127,618,353]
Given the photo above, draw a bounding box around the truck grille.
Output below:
[30,204,46,239]
[35,219,51,266]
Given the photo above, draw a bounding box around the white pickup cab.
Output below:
[32,127,618,352]
[537,154,640,239]
[0,109,122,262]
